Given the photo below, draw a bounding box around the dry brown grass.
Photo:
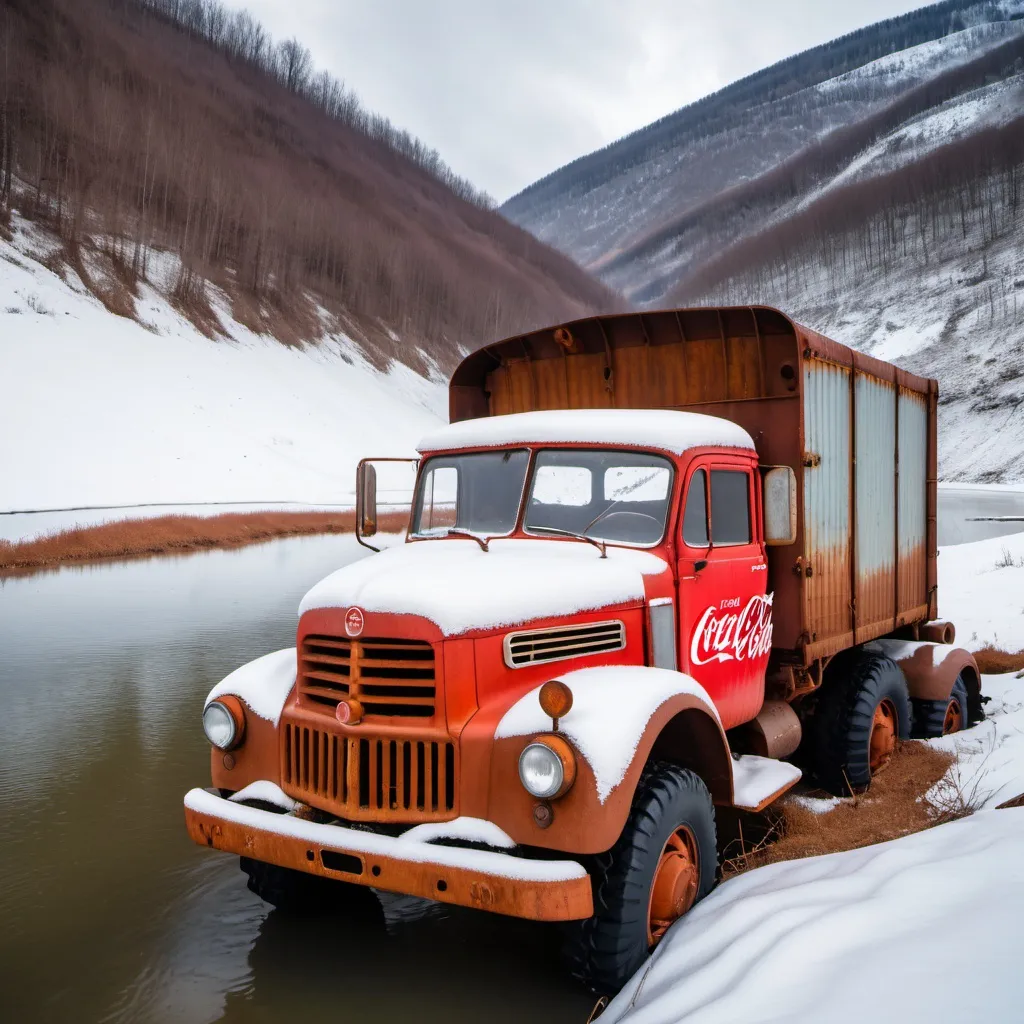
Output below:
[0,509,410,576]
[973,646,1024,675]
[722,741,957,878]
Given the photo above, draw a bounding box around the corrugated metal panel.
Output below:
[855,375,896,640]
[898,388,928,615]
[803,359,852,650]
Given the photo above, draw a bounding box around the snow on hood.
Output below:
[298,539,667,636]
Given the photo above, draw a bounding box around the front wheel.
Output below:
[563,763,717,994]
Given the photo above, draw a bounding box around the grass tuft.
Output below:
[722,741,958,878]
[0,509,410,577]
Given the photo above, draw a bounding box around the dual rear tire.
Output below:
[809,653,974,795]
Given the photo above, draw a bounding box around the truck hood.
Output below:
[298,539,668,637]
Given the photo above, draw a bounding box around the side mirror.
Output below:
[357,461,378,539]
[762,466,797,546]
[693,559,708,573]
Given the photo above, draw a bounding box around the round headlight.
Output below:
[203,701,238,750]
[519,742,565,799]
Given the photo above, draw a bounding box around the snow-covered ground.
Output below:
[0,215,446,533]
[604,803,1024,1023]
[602,532,1024,1022]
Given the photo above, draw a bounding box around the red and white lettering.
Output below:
[690,593,773,667]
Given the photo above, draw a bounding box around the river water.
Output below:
[2,489,1022,1022]
[0,536,595,1023]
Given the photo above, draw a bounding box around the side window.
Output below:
[418,465,459,532]
[710,470,751,546]
[682,469,708,547]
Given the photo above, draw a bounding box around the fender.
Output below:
[481,666,733,855]
[203,649,297,792]
[863,640,980,707]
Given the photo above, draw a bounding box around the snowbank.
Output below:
[938,531,1024,652]
[927,670,1024,812]
[603,806,1024,1024]
[0,217,445,524]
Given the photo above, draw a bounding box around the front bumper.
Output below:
[184,788,593,921]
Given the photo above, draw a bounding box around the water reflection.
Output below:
[0,535,593,1023]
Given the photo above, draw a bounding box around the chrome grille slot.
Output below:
[504,620,626,668]
[282,722,456,819]
[300,635,436,717]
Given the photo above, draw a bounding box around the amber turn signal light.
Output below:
[335,698,364,725]
[539,680,573,725]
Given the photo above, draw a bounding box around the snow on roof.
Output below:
[299,538,667,636]
[495,666,720,803]
[417,409,754,455]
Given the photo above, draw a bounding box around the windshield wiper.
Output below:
[445,528,490,552]
[529,525,607,558]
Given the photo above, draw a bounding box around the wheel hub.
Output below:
[943,698,964,735]
[648,826,699,945]
[869,698,898,774]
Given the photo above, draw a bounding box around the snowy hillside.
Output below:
[503,4,1024,289]
[0,215,446,520]
[503,0,1024,483]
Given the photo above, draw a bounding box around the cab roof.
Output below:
[416,409,755,456]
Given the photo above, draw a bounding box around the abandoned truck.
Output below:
[185,306,982,992]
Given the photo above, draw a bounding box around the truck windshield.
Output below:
[411,450,530,537]
[524,449,673,546]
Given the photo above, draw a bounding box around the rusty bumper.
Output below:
[184,788,593,922]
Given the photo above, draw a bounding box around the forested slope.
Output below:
[0,0,617,374]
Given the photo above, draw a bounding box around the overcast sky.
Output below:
[242,0,932,202]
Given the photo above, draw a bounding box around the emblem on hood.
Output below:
[344,607,365,637]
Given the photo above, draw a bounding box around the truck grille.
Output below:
[299,635,436,718]
[503,620,626,668]
[282,722,456,820]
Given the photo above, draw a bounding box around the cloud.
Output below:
[240,0,930,201]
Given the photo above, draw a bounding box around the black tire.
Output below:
[912,673,970,739]
[810,652,911,796]
[241,857,382,916]
[563,762,717,994]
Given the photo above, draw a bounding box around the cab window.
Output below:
[710,469,752,546]
[682,468,708,547]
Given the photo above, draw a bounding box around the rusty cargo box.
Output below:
[449,306,938,667]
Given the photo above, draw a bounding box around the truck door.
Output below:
[676,458,771,730]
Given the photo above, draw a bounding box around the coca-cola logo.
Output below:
[344,607,365,637]
[690,593,773,667]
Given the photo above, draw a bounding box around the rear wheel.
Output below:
[912,674,970,739]
[810,652,911,795]
[563,762,717,994]
[241,857,382,916]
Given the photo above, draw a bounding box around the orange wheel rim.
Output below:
[869,699,898,774]
[943,698,963,735]
[647,825,699,946]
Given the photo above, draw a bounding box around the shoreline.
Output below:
[0,509,409,577]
